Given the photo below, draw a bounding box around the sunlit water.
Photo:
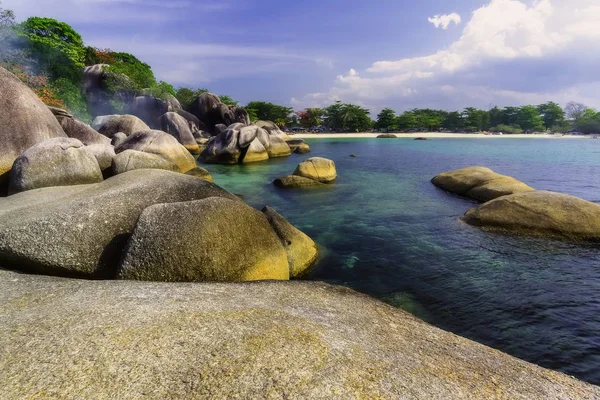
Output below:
[204,137,600,384]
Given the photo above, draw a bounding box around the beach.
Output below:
[292,132,591,139]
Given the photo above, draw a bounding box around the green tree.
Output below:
[0,3,30,67]
[19,17,86,82]
[537,101,565,129]
[489,106,504,127]
[396,111,418,131]
[106,52,156,93]
[245,101,293,126]
[297,108,324,128]
[219,95,238,106]
[442,111,464,131]
[502,106,520,126]
[340,103,372,132]
[51,77,90,122]
[462,108,490,131]
[175,87,208,110]
[574,109,600,133]
[517,105,544,131]
[375,108,396,130]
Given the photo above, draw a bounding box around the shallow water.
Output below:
[205,137,600,384]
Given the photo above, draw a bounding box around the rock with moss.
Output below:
[377,133,398,138]
[115,130,196,173]
[9,138,103,194]
[158,112,201,155]
[432,166,534,202]
[463,190,600,241]
[185,167,214,182]
[92,114,150,138]
[118,198,290,282]
[288,139,311,154]
[294,157,337,183]
[112,150,179,175]
[0,66,67,187]
[262,206,319,277]
[274,175,327,189]
[1,270,598,399]
[0,169,240,278]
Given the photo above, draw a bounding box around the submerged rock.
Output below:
[463,191,600,242]
[0,66,66,185]
[294,157,337,183]
[432,166,534,202]
[92,114,150,138]
[1,270,597,399]
[0,170,238,278]
[274,175,326,189]
[115,130,196,173]
[262,206,319,277]
[9,138,103,194]
[118,198,290,282]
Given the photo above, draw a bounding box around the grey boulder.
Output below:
[0,169,239,278]
[58,117,115,171]
[9,138,103,194]
[92,114,150,138]
[158,112,201,155]
[112,150,178,175]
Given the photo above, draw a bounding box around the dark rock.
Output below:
[158,112,201,155]
[377,133,398,138]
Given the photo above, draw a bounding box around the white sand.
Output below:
[292,132,593,139]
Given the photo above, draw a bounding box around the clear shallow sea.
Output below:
[205,137,600,384]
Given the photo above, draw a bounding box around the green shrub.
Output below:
[489,124,523,134]
[51,77,91,122]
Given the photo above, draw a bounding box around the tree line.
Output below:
[2,3,600,134]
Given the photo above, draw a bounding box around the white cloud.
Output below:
[292,0,600,113]
[428,13,461,29]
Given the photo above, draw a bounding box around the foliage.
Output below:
[19,17,86,83]
[246,101,293,126]
[462,108,490,132]
[396,111,418,131]
[84,46,116,66]
[143,80,176,100]
[573,109,600,133]
[375,108,396,130]
[175,87,208,110]
[537,101,565,129]
[297,108,324,128]
[51,78,91,122]
[219,94,238,106]
[565,101,588,121]
[0,4,31,68]
[516,105,544,131]
[246,107,259,122]
[4,64,64,108]
[322,101,372,132]
[105,52,156,93]
[489,124,523,134]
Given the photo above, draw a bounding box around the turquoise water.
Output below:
[204,138,600,384]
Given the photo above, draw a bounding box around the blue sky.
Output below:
[4,0,600,114]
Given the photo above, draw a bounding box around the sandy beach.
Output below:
[292,132,593,139]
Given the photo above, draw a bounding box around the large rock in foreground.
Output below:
[463,191,600,242]
[0,271,597,400]
[0,170,239,278]
[0,66,66,184]
[118,198,290,282]
[432,166,534,202]
[294,157,337,183]
[9,138,103,194]
[115,130,196,173]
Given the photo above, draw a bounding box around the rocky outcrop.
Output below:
[188,93,250,134]
[199,124,242,164]
[118,198,290,282]
[83,64,114,117]
[92,114,150,138]
[377,133,398,138]
[287,139,311,154]
[57,116,116,172]
[274,175,327,189]
[0,170,239,278]
[115,130,196,173]
[199,124,279,164]
[111,150,178,175]
[432,167,534,203]
[262,206,319,277]
[9,138,103,194]
[185,167,213,182]
[176,109,207,133]
[111,132,127,147]
[243,136,270,164]
[158,112,201,155]
[126,95,173,129]
[463,191,600,242]
[294,157,337,183]
[1,270,598,399]
[255,120,291,141]
[0,66,67,186]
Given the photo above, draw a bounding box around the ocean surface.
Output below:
[205,137,600,384]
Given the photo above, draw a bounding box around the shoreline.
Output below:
[292,132,595,139]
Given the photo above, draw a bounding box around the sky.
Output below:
[3,0,600,114]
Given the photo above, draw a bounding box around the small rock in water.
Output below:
[350,154,358,158]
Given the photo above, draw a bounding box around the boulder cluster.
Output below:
[0,65,319,282]
[433,166,600,242]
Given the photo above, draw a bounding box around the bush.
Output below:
[489,124,523,134]
[51,77,91,122]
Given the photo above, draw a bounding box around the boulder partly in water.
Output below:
[463,190,600,242]
[432,166,534,202]
[294,157,337,183]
